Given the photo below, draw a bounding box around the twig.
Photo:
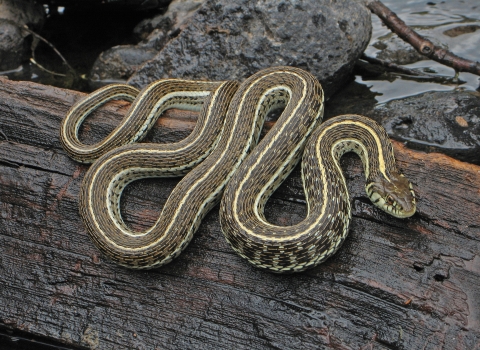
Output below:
[358,54,467,84]
[30,58,67,77]
[366,0,480,76]
[2,19,76,77]
[360,54,428,76]
[20,24,76,74]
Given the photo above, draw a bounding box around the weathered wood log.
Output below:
[0,78,479,349]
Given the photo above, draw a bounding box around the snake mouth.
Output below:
[367,188,416,219]
[385,203,416,218]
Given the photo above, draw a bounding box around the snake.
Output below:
[60,66,416,272]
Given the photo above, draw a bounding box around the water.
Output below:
[360,0,480,103]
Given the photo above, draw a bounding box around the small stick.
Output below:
[359,54,466,84]
[21,24,75,74]
[360,54,428,76]
[366,0,480,76]
[2,19,76,76]
[30,58,67,77]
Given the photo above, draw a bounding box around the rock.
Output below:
[89,0,204,87]
[88,46,158,89]
[127,0,372,97]
[0,0,44,71]
[133,0,205,40]
[43,0,171,11]
[443,24,480,38]
[326,82,480,165]
[0,0,44,30]
[0,21,29,71]
[375,91,480,164]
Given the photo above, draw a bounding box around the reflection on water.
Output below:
[360,0,480,104]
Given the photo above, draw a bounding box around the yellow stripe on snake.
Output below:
[60,66,416,273]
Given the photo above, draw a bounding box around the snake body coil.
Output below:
[61,66,416,272]
[221,114,416,272]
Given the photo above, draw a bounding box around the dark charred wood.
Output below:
[0,78,479,349]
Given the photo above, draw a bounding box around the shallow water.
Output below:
[360,0,480,103]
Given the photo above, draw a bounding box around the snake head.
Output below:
[366,172,416,218]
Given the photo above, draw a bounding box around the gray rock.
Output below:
[376,91,480,164]
[0,0,44,71]
[0,21,29,71]
[133,0,204,41]
[327,84,480,164]
[127,0,372,97]
[89,46,158,89]
[0,0,44,29]
[89,0,203,87]
[43,0,171,10]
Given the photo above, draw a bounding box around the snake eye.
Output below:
[386,195,395,206]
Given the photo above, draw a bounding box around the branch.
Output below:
[360,54,428,76]
[359,54,466,84]
[21,24,76,74]
[30,58,67,77]
[366,0,480,76]
[2,19,76,76]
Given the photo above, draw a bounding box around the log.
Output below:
[0,78,479,349]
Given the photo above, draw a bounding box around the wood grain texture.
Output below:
[0,78,479,349]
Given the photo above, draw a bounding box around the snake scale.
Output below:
[60,66,416,273]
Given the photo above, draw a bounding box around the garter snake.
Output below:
[61,66,416,272]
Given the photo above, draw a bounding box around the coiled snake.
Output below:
[60,66,416,273]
